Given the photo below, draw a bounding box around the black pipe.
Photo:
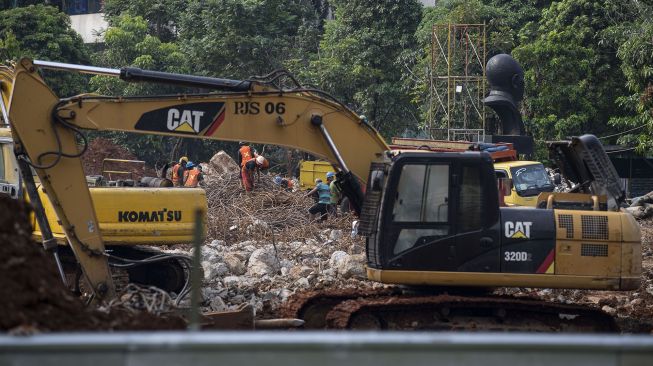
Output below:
[120,68,252,92]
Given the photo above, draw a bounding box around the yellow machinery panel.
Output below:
[33,187,207,245]
[552,210,641,286]
[299,160,334,190]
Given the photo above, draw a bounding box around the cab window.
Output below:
[457,165,482,232]
[392,164,449,222]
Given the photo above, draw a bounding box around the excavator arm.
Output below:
[1,58,389,300]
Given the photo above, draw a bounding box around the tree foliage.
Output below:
[103,0,185,42]
[6,0,653,160]
[309,0,422,137]
[0,4,89,96]
[179,0,321,79]
[606,1,653,152]
[512,0,628,141]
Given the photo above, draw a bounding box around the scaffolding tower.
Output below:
[429,23,486,141]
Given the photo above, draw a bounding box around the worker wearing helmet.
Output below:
[326,171,340,217]
[306,178,331,221]
[184,161,203,188]
[253,153,270,183]
[171,156,188,187]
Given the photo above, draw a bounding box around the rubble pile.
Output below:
[625,191,653,220]
[202,151,353,244]
[178,151,376,316]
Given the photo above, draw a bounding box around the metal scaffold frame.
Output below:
[430,23,486,141]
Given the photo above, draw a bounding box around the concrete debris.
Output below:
[223,253,246,275]
[602,305,617,316]
[209,296,227,312]
[202,261,228,281]
[626,192,653,219]
[209,151,239,175]
[247,247,280,277]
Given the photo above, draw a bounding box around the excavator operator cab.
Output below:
[365,151,501,273]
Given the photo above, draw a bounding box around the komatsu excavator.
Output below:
[0,58,641,331]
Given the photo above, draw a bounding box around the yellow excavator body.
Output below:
[31,186,206,245]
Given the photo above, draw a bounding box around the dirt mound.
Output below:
[81,138,156,180]
[0,195,184,332]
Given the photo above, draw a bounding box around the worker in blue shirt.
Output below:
[306,178,331,221]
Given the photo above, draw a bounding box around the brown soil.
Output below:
[0,195,184,333]
[81,138,156,180]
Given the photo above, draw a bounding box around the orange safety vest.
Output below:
[184,168,201,187]
[239,146,253,167]
[172,163,182,186]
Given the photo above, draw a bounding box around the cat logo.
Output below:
[504,221,533,239]
[167,108,205,133]
[134,102,225,136]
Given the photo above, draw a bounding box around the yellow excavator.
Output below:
[0,58,641,331]
[0,126,206,294]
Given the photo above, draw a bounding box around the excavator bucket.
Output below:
[548,134,625,209]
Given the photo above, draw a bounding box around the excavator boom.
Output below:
[1,58,389,300]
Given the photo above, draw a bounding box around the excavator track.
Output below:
[60,245,191,298]
[282,289,618,332]
[107,246,191,295]
[279,288,397,328]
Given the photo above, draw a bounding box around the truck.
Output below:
[0,58,640,331]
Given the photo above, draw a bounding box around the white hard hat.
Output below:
[256,155,265,164]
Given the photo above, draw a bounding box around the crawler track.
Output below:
[282,289,618,332]
[60,245,191,296]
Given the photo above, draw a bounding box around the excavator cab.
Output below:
[362,150,640,291]
[364,151,500,273]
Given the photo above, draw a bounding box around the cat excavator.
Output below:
[0,58,641,331]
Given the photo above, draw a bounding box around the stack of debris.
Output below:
[171,151,375,317]
[625,192,653,220]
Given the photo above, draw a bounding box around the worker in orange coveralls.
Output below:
[241,158,257,192]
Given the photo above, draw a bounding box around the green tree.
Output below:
[90,14,187,96]
[103,0,186,42]
[606,1,653,153]
[179,0,322,79]
[512,0,628,142]
[310,0,422,137]
[0,4,90,96]
[88,14,195,165]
